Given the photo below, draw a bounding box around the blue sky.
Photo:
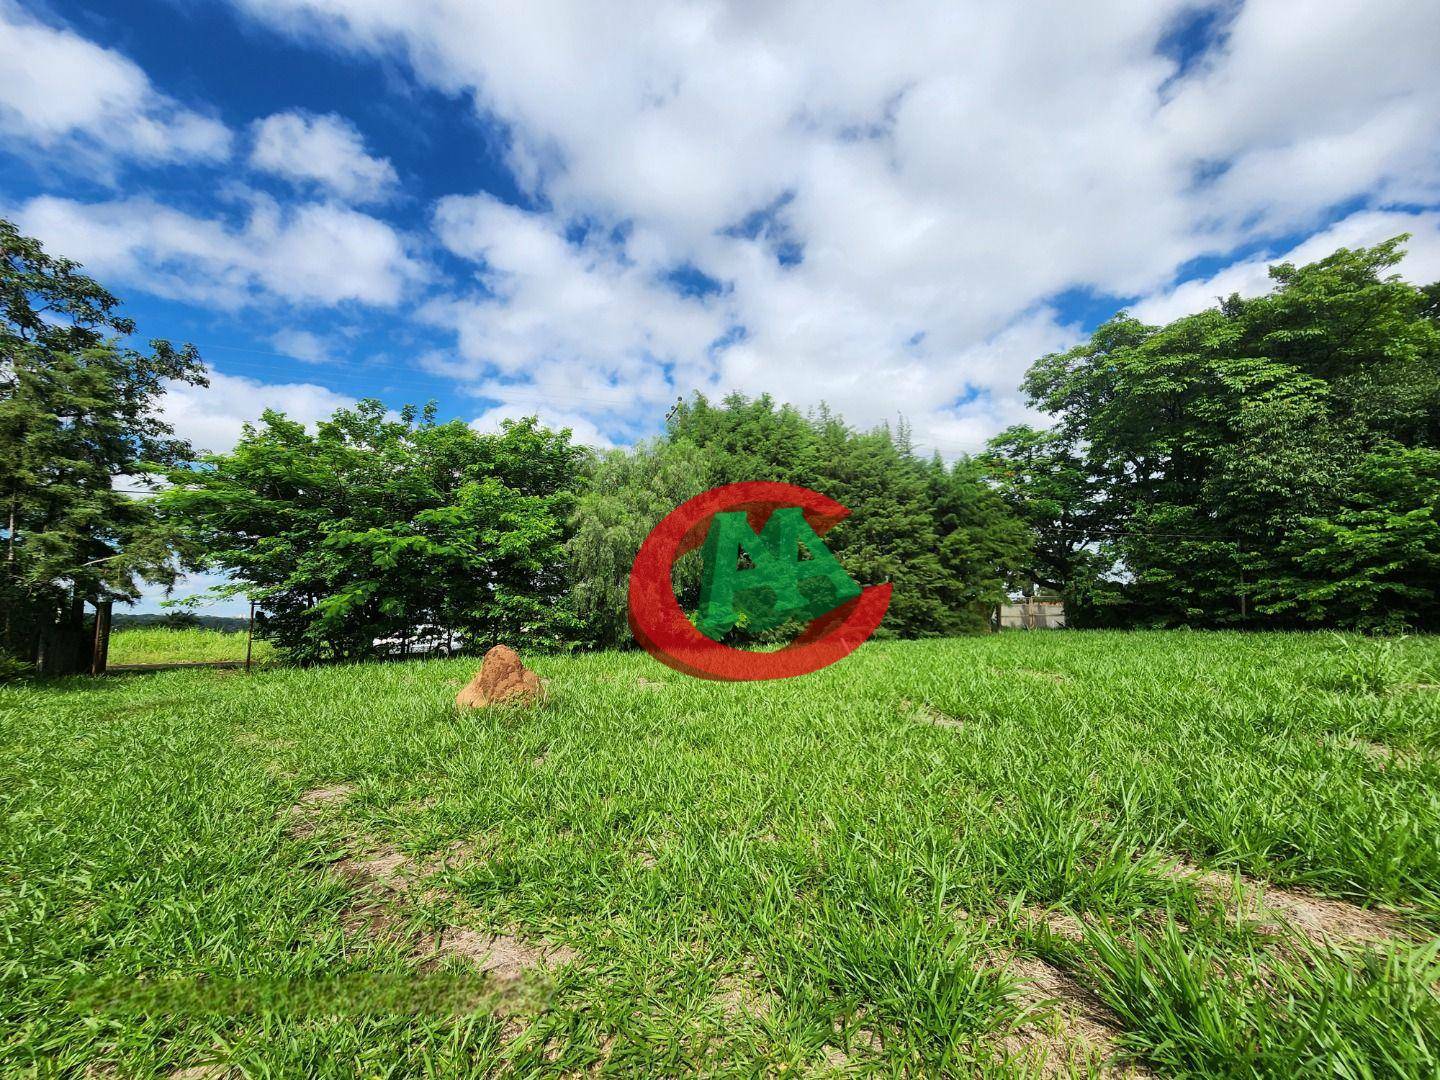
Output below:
[2,0,1439,613]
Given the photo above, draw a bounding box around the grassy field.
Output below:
[106,627,276,667]
[2,632,1438,1076]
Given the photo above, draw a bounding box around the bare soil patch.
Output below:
[901,698,965,729]
[999,953,1151,1078]
[1165,861,1406,946]
[295,784,355,808]
[430,929,576,982]
[285,789,574,991]
[415,838,483,877]
[1354,739,1400,765]
[816,1018,883,1072]
[714,970,777,1022]
[1021,905,1089,943]
[285,784,355,838]
[340,849,410,890]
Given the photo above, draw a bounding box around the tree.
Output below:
[566,438,717,649]
[665,392,1031,637]
[999,237,1440,630]
[1265,446,1440,632]
[979,425,1099,597]
[926,454,1034,630]
[160,402,585,663]
[0,218,205,673]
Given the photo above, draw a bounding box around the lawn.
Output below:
[2,632,1438,1076]
[106,627,276,667]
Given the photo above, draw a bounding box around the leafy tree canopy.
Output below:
[988,237,1440,630]
[161,401,586,663]
[662,393,1030,637]
[0,218,205,672]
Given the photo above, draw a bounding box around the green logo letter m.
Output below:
[695,507,861,639]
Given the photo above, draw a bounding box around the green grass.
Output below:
[1,632,1437,1076]
[106,626,276,667]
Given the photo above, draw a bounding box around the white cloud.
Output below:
[422,192,726,438]
[271,328,336,364]
[470,403,617,452]
[1131,209,1440,325]
[222,0,1440,449]
[250,110,397,203]
[14,193,422,308]
[1161,2,1440,227]
[0,1,230,166]
[160,367,354,455]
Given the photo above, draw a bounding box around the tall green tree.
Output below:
[1000,237,1440,630]
[0,218,205,673]
[979,425,1100,598]
[160,402,585,663]
[666,392,1030,637]
[927,454,1034,630]
[566,437,717,649]
[1268,446,1440,631]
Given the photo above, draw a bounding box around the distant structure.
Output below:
[997,597,1066,630]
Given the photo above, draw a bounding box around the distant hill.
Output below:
[113,613,251,634]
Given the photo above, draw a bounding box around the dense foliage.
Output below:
[0,219,205,673]
[985,238,1440,631]
[160,403,586,663]
[568,395,1030,648]
[8,214,1438,669]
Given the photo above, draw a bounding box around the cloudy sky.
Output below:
[4,0,1440,610]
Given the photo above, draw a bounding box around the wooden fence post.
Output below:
[244,599,256,673]
[90,599,112,676]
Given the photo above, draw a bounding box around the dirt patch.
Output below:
[291,796,573,991]
[416,838,483,877]
[234,731,294,750]
[636,677,666,690]
[999,953,1150,1078]
[295,784,355,808]
[1165,861,1406,946]
[339,899,409,941]
[1021,905,1089,944]
[714,971,777,1022]
[1338,737,1430,770]
[1355,739,1398,764]
[901,698,965,729]
[429,929,576,982]
[817,1019,883,1072]
[285,785,357,838]
[339,849,410,890]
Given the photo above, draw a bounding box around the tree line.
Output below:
[983,239,1440,632]
[2,218,1437,672]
